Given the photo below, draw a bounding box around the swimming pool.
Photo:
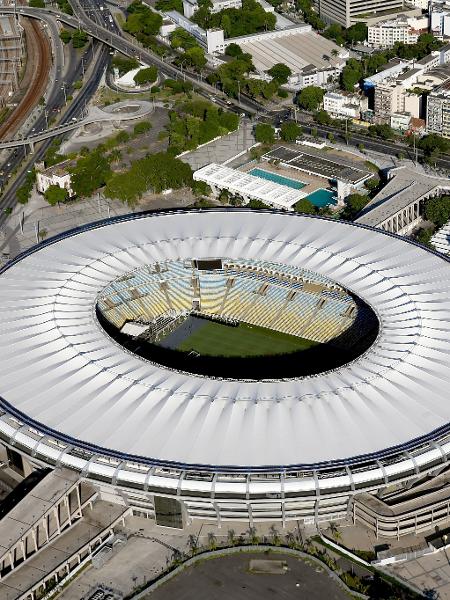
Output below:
[306,189,337,208]
[249,168,306,190]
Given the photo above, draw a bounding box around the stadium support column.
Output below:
[313,470,320,526]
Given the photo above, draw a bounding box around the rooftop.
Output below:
[431,219,450,255]
[193,163,305,209]
[263,146,371,185]
[233,28,347,75]
[38,159,76,178]
[356,166,450,227]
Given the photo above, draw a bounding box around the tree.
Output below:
[225,43,243,57]
[345,22,367,44]
[315,109,331,125]
[133,121,152,136]
[59,29,72,44]
[297,86,325,112]
[254,123,275,144]
[70,149,111,197]
[155,0,182,11]
[267,63,292,84]
[425,195,450,227]
[327,132,335,143]
[112,56,139,75]
[343,193,369,219]
[44,185,68,206]
[248,198,270,209]
[133,66,158,85]
[72,29,88,48]
[280,122,302,142]
[368,123,395,140]
[30,0,45,6]
[294,198,315,214]
[418,133,449,157]
[340,58,363,91]
[184,46,207,70]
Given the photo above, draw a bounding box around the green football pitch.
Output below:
[177,321,318,357]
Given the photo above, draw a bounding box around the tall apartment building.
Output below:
[314,0,406,28]
[368,16,428,48]
[374,81,421,121]
[426,81,450,137]
[430,1,450,38]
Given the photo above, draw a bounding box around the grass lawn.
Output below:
[177,321,318,357]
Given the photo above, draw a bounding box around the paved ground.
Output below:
[58,518,304,599]
[388,551,450,600]
[179,121,256,171]
[0,184,194,263]
[145,552,349,600]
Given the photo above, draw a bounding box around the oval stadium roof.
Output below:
[0,209,449,470]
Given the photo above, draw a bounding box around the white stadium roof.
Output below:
[0,210,450,471]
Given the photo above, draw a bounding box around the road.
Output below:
[0,44,109,228]
[2,5,262,116]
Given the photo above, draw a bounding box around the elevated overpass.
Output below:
[0,5,262,116]
[0,100,153,150]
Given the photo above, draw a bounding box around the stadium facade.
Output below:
[0,210,450,536]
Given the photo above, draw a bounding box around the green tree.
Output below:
[425,195,450,227]
[315,109,332,125]
[368,123,395,140]
[112,56,139,75]
[280,121,302,142]
[297,86,325,112]
[418,133,449,156]
[133,121,152,136]
[155,0,182,11]
[343,193,369,219]
[70,149,111,197]
[267,63,292,84]
[30,0,46,7]
[294,198,315,214]
[225,43,243,57]
[44,185,68,206]
[248,198,270,209]
[340,58,363,91]
[254,123,275,144]
[184,46,207,70]
[133,66,158,85]
[345,22,367,44]
[72,29,88,48]
[59,29,72,44]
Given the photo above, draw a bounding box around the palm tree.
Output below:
[247,526,259,545]
[329,521,342,542]
[187,534,198,555]
[227,529,236,546]
[207,531,217,550]
[269,524,281,546]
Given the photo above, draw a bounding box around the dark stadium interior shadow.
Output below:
[96,299,379,381]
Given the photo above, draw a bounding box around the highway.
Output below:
[1,5,262,116]
[0,44,109,228]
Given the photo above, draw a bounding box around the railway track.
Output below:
[0,18,50,140]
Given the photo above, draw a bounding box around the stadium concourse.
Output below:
[0,210,450,537]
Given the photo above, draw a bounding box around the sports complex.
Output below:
[0,209,450,537]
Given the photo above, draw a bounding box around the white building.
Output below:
[430,2,450,38]
[323,91,368,119]
[367,15,428,48]
[193,163,306,210]
[390,111,412,131]
[36,160,75,197]
[182,0,241,18]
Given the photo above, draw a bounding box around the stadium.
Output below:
[0,209,450,536]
